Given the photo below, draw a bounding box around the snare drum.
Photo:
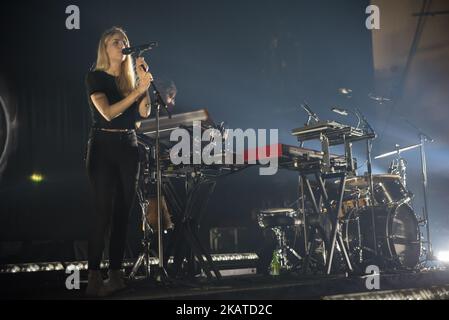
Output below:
[257,208,300,228]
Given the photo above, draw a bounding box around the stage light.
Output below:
[66,263,77,271]
[10,265,20,273]
[30,173,44,183]
[437,251,449,263]
[0,254,260,274]
[44,264,55,271]
[25,264,39,272]
[54,263,64,271]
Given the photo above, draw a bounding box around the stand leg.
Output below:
[319,173,352,274]
[189,221,221,279]
[129,253,145,279]
[170,176,221,281]
[302,228,316,274]
[420,135,433,260]
[129,187,156,280]
[301,175,320,274]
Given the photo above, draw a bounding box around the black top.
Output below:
[85,70,139,129]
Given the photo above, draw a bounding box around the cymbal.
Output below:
[346,174,401,188]
[374,143,422,160]
[260,208,295,214]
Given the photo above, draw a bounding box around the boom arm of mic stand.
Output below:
[352,110,362,130]
[136,50,172,119]
[298,114,315,256]
[353,107,378,257]
[151,82,172,119]
[355,108,377,137]
[405,118,434,143]
[300,101,319,123]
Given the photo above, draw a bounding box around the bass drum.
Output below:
[343,203,421,269]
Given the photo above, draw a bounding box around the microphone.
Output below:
[122,42,158,55]
[331,107,349,116]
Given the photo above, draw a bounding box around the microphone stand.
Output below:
[404,119,434,261]
[150,77,172,282]
[419,132,433,261]
[354,108,379,259]
[133,51,172,283]
[298,103,319,259]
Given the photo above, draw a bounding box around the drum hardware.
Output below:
[375,143,422,189]
[320,172,353,275]
[351,107,380,261]
[374,182,393,204]
[417,212,428,225]
[343,210,364,264]
[298,102,319,258]
[328,107,379,262]
[316,108,377,260]
[294,106,379,274]
[374,143,422,160]
[298,172,353,275]
[389,157,408,188]
[375,118,435,262]
[259,110,427,272]
[416,129,434,262]
[250,109,427,274]
[258,208,302,271]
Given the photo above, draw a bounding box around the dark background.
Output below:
[0,0,446,262]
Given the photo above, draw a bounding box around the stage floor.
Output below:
[2,268,449,300]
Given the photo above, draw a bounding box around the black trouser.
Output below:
[86,129,139,270]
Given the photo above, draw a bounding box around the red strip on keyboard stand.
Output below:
[243,144,282,163]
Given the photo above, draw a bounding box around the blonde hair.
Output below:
[95,27,136,97]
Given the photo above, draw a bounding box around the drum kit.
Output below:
[341,174,421,270]
[257,151,424,274]
[257,104,433,275]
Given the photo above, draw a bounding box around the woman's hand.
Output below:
[136,72,153,95]
[136,57,149,78]
[135,57,153,96]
